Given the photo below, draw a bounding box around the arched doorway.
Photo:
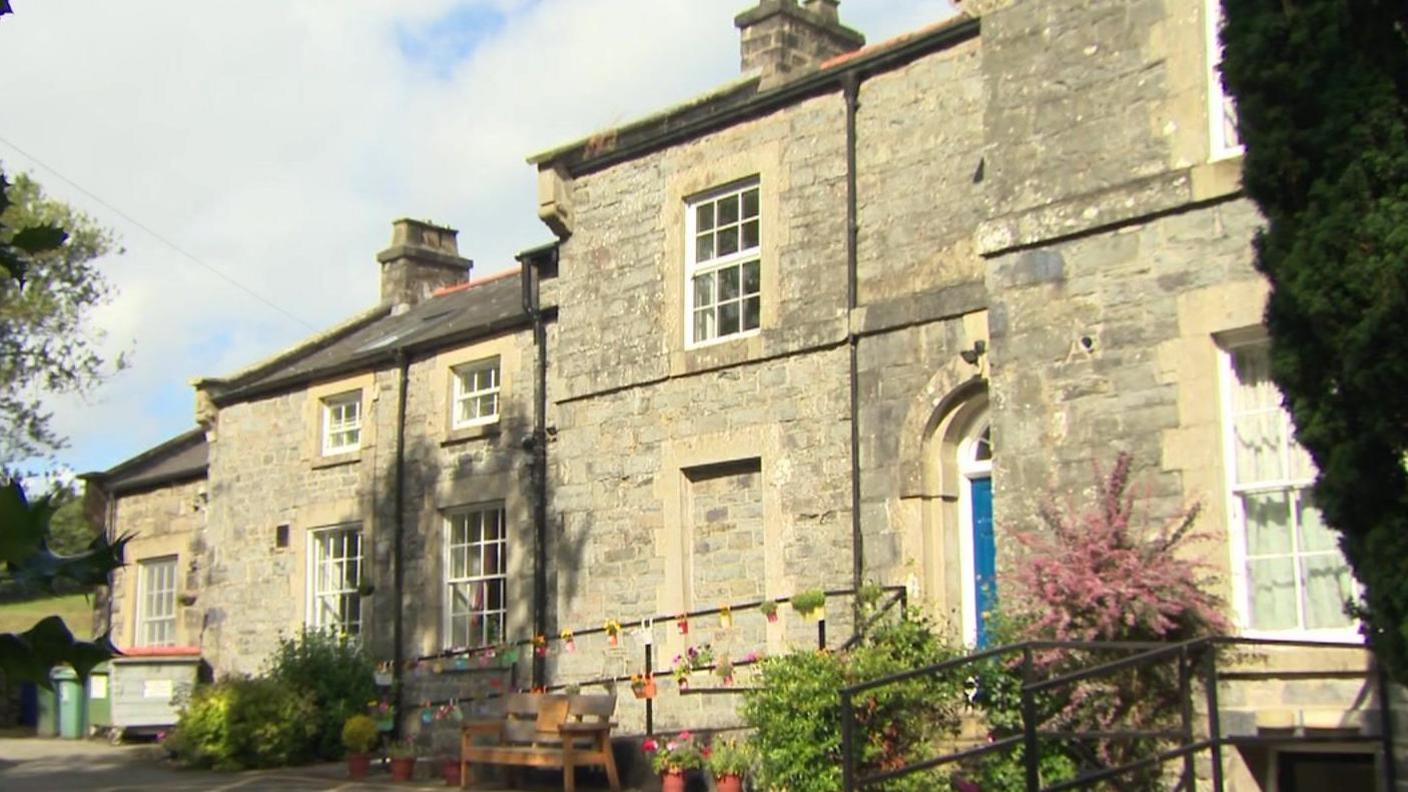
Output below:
[957,418,994,647]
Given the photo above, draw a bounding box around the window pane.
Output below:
[695,203,715,232]
[694,308,715,342]
[719,265,740,300]
[692,273,713,308]
[719,301,741,336]
[1234,409,1284,483]
[718,194,739,225]
[741,260,760,295]
[1248,556,1298,630]
[718,226,739,256]
[1243,492,1292,556]
[742,188,759,219]
[1301,554,1354,630]
[742,219,760,250]
[696,233,714,262]
[743,296,760,331]
[1296,495,1337,553]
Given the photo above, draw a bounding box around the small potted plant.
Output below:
[791,589,827,621]
[371,698,396,732]
[604,619,623,647]
[707,738,754,792]
[759,599,779,623]
[630,673,657,700]
[440,755,461,786]
[714,654,734,686]
[341,714,378,780]
[643,731,705,792]
[387,739,418,782]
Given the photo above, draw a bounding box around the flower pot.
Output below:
[390,756,416,782]
[632,679,657,700]
[766,612,779,623]
[714,773,744,792]
[441,758,461,786]
[347,753,371,780]
[661,770,687,792]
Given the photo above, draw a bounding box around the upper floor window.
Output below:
[321,391,362,455]
[444,505,507,648]
[1222,341,1353,634]
[137,556,177,647]
[309,525,362,635]
[1206,0,1242,159]
[686,180,761,347]
[451,358,500,429]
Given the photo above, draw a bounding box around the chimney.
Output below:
[735,0,864,89]
[376,218,472,312]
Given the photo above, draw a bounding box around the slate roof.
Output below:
[83,428,207,494]
[210,270,530,403]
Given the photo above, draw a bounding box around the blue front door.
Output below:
[971,476,996,647]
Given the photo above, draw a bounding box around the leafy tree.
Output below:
[45,482,99,557]
[1218,1,1408,677]
[0,481,125,686]
[0,168,124,464]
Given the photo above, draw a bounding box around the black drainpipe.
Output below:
[843,71,864,623]
[391,349,410,736]
[520,250,551,688]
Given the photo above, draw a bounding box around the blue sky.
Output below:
[0,0,956,478]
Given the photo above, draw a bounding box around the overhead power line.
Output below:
[0,134,317,331]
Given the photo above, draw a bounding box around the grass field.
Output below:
[0,594,95,639]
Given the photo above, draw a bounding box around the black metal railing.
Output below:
[839,636,1389,792]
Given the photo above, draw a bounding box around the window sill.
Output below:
[442,421,501,447]
[1190,153,1244,202]
[312,451,361,470]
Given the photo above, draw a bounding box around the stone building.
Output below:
[87,0,1401,787]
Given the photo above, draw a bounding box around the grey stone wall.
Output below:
[105,478,208,649]
[985,199,1264,537]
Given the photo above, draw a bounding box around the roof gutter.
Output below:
[538,16,980,178]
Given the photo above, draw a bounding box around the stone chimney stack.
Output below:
[735,0,864,89]
[377,218,472,312]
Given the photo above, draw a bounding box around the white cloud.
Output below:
[0,0,954,473]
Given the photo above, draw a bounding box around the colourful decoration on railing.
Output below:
[604,619,623,647]
[561,629,576,653]
[676,614,689,635]
[533,635,549,658]
[719,606,733,629]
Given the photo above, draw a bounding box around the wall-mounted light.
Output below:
[959,339,987,366]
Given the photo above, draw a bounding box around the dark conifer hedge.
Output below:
[1218,0,1408,676]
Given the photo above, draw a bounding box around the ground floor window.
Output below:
[309,526,362,635]
[137,556,178,647]
[444,505,507,648]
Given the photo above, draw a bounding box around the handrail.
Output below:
[839,635,1385,792]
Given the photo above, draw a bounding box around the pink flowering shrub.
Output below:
[994,452,1230,789]
[643,730,706,774]
[1010,452,1231,652]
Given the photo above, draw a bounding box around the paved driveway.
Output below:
[0,738,474,791]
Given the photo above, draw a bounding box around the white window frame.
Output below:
[451,358,501,430]
[956,418,993,648]
[321,391,362,455]
[1205,0,1243,160]
[1218,336,1358,640]
[684,179,762,348]
[307,525,362,635]
[136,556,178,647]
[443,505,507,649]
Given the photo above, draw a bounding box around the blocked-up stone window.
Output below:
[308,525,362,635]
[451,357,500,430]
[136,555,177,647]
[686,179,762,346]
[321,390,362,455]
[444,505,507,648]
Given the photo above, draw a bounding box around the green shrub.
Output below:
[168,676,318,770]
[342,714,378,755]
[742,611,966,792]
[266,629,376,760]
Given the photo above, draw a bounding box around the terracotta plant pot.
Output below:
[632,679,657,699]
[661,770,687,792]
[347,753,371,780]
[441,758,461,786]
[390,756,416,782]
[714,773,744,792]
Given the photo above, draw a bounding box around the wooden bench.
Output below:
[460,692,621,792]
